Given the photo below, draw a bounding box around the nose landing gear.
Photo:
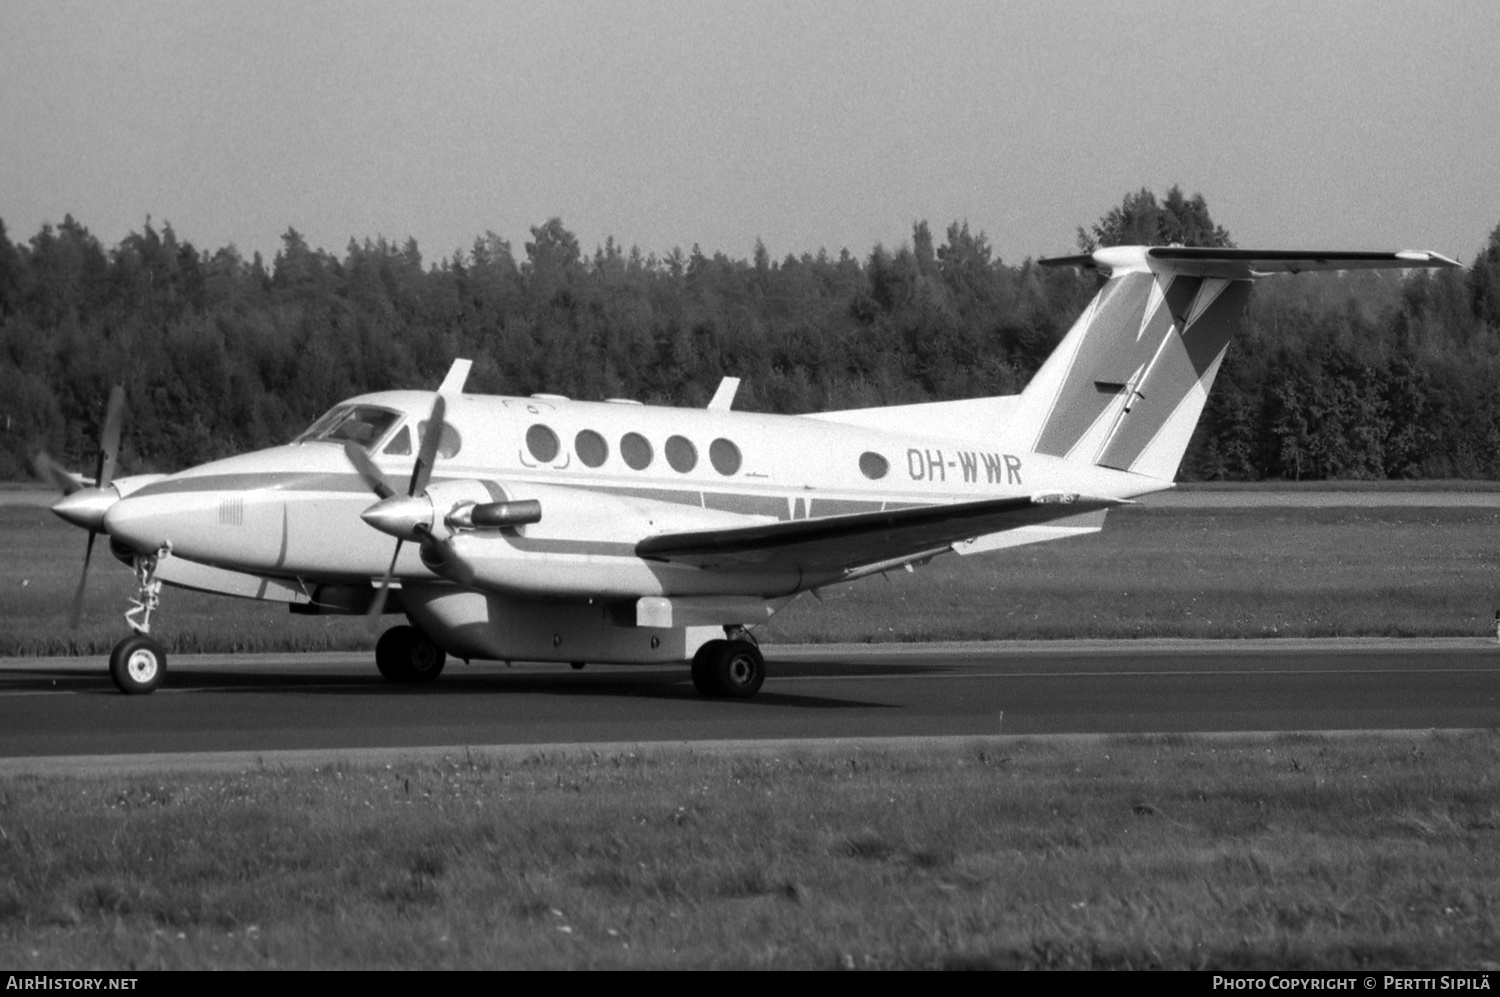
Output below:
[108,545,171,695]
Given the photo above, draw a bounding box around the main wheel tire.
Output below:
[691,639,728,697]
[715,640,766,698]
[375,625,447,684]
[109,634,166,695]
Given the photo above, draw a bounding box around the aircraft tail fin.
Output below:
[1005,246,1458,482]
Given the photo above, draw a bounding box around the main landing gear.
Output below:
[375,624,447,683]
[108,547,169,695]
[690,627,766,698]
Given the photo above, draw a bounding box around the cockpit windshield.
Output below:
[294,405,403,451]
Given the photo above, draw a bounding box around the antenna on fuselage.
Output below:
[438,358,473,395]
[707,377,740,411]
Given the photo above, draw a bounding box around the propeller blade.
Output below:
[409,395,446,497]
[33,452,84,495]
[96,385,125,490]
[68,530,98,629]
[344,442,396,500]
[366,539,404,628]
[359,393,447,629]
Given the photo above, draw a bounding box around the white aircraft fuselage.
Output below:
[102,391,1137,592]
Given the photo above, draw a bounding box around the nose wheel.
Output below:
[109,633,166,695]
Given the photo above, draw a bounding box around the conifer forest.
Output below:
[2,187,1498,483]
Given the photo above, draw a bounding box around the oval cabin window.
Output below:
[665,435,698,473]
[526,424,560,463]
[621,432,653,470]
[859,451,889,480]
[575,429,608,468]
[709,438,742,476]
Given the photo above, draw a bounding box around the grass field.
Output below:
[3,497,1498,970]
[1176,480,1500,493]
[764,506,1500,644]
[2,733,1498,970]
[2,504,1497,656]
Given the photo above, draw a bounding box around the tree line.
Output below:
[2,186,1498,482]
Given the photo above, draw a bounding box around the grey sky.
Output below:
[2,0,1496,267]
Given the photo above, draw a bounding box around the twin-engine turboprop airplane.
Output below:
[41,245,1459,696]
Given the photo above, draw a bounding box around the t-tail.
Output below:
[1004,246,1460,482]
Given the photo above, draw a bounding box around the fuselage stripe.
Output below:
[127,471,941,518]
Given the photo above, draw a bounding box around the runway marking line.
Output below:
[772,666,1500,681]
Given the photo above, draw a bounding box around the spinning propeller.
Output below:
[347,390,545,624]
[36,385,126,627]
[31,451,86,496]
[345,394,446,624]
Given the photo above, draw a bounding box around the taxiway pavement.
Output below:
[1,639,1495,770]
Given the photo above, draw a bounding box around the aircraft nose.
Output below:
[52,487,118,532]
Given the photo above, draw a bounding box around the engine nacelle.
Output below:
[361,478,525,543]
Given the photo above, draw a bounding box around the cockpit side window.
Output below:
[383,425,413,456]
[294,406,349,444]
[296,405,403,452]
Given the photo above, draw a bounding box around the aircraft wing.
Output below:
[635,493,1125,575]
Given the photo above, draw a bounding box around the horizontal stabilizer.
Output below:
[1040,246,1461,279]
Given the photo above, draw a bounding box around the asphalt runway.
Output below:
[1,639,1495,768]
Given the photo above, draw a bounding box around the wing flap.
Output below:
[635,493,1126,574]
